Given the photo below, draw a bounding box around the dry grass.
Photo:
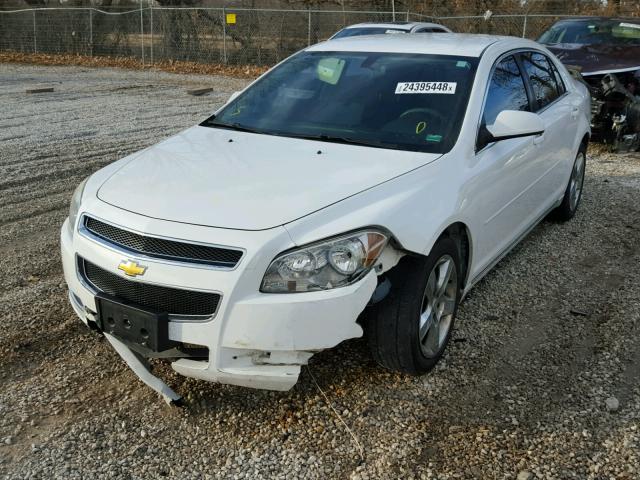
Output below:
[0,51,269,79]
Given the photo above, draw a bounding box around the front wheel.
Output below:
[551,146,586,221]
[366,237,461,375]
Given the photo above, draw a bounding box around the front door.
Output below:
[466,54,541,278]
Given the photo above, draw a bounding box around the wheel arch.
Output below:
[580,131,590,150]
[437,222,473,289]
[405,221,472,290]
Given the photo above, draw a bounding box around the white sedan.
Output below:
[61,34,590,402]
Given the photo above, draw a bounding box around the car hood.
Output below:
[97,126,439,231]
[546,43,640,75]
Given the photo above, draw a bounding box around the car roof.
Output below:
[309,33,537,57]
[342,21,448,31]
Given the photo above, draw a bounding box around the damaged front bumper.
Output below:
[61,214,377,397]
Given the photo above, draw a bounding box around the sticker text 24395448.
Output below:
[395,82,457,94]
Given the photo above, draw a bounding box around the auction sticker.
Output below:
[395,82,457,94]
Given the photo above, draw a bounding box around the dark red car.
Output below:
[539,17,640,150]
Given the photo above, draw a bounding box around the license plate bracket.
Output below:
[95,293,174,352]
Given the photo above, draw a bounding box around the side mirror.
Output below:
[486,110,544,142]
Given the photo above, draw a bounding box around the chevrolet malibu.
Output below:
[61,34,590,403]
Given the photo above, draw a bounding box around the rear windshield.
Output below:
[539,19,640,45]
[204,51,478,154]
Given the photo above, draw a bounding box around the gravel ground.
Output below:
[1,63,639,480]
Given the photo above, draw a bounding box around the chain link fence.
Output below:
[411,13,573,39]
[0,7,408,66]
[0,6,635,67]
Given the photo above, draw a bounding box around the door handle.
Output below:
[571,106,579,119]
[533,133,545,145]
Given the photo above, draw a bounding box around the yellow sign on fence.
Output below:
[226,13,236,25]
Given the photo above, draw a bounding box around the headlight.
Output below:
[67,177,88,236]
[261,230,388,293]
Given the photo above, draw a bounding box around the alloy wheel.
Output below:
[569,152,585,211]
[418,254,458,358]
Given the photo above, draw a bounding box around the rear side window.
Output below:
[550,61,566,95]
[482,55,530,127]
[520,52,563,110]
[416,28,447,33]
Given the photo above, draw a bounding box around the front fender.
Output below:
[284,157,462,258]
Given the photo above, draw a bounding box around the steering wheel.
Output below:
[399,107,447,126]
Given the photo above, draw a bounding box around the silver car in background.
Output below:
[330,21,452,40]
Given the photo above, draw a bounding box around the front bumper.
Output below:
[61,211,377,392]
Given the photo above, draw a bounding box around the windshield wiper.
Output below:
[285,133,404,150]
[201,123,415,151]
[201,119,264,135]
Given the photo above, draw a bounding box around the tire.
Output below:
[551,144,586,221]
[366,237,461,375]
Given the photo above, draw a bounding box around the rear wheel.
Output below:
[552,145,586,221]
[366,237,461,374]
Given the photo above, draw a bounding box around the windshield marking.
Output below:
[395,81,457,94]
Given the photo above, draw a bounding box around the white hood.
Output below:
[97,126,439,230]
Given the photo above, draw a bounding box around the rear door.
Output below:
[517,51,578,212]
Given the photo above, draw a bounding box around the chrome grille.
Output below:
[83,216,243,268]
[79,258,221,316]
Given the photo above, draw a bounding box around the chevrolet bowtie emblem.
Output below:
[118,260,147,277]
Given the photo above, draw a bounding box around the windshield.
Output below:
[332,27,407,39]
[204,51,478,154]
[538,19,640,45]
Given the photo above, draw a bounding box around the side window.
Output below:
[520,52,562,110]
[482,55,530,127]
